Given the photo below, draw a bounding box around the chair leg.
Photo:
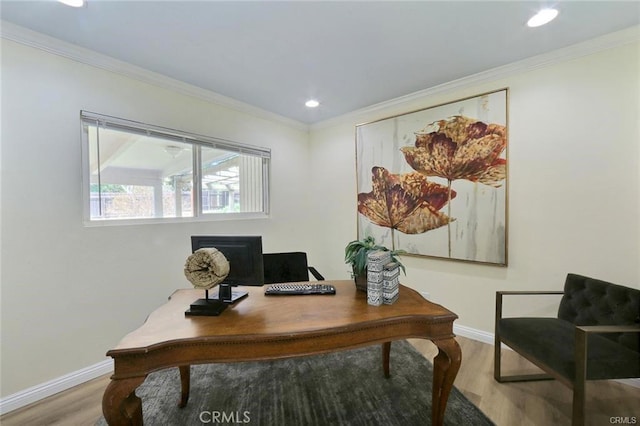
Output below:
[494,327,502,381]
[572,384,586,426]
[573,328,588,426]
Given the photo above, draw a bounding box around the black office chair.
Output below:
[263,252,324,284]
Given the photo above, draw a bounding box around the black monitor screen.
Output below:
[191,235,264,286]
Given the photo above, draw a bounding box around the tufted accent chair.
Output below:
[494,273,640,426]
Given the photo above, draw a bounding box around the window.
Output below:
[81,111,270,224]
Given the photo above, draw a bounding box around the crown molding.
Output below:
[311,25,640,131]
[0,20,309,132]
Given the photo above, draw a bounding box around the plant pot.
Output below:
[354,272,367,292]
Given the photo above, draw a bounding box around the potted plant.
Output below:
[344,236,406,292]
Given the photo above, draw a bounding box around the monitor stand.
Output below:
[185,284,249,316]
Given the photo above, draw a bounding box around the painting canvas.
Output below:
[355,89,508,266]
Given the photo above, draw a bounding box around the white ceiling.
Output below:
[1,1,639,124]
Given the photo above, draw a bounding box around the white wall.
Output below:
[308,40,640,332]
[0,39,312,397]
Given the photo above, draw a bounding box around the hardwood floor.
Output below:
[2,336,638,425]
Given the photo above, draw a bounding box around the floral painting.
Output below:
[356,89,508,265]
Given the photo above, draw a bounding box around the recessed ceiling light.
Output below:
[305,99,320,108]
[527,8,559,27]
[58,0,85,7]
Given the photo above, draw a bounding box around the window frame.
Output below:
[80,111,270,226]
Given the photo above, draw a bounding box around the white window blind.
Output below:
[81,111,270,224]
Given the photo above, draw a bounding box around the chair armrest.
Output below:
[575,325,640,334]
[308,266,325,281]
[574,324,640,386]
[494,290,565,382]
[497,290,564,296]
[495,290,564,321]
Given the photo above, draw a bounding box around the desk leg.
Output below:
[178,365,191,408]
[431,337,462,426]
[102,376,146,426]
[382,342,391,378]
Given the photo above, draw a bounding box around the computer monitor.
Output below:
[190,235,265,287]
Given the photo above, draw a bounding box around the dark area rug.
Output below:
[97,340,493,426]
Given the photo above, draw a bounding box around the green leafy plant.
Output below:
[344,235,406,277]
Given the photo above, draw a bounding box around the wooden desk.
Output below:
[102,281,461,425]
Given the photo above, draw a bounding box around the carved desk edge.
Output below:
[107,315,458,380]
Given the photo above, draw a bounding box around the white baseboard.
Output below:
[0,359,113,415]
[2,324,638,415]
[454,323,495,345]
